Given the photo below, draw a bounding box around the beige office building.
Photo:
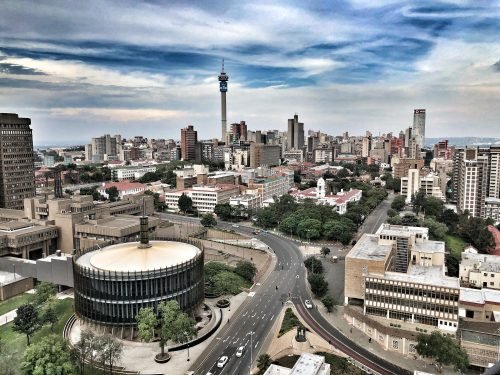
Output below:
[249,143,281,168]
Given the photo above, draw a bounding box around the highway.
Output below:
[161,207,410,375]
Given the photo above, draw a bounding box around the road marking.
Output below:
[270,314,275,320]
[256,283,261,286]
[254,341,259,349]
[251,313,256,318]
[248,292,256,297]
[261,314,266,320]
[242,312,248,317]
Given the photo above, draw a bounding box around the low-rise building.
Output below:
[229,194,261,213]
[460,252,500,289]
[98,181,146,199]
[345,224,459,334]
[0,221,58,260]
[263,353,330,375]
[164,184,240,213]
[112,165,157,181]
[485,198,500,225]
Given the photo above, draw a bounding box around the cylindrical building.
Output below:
[73,238,204,327]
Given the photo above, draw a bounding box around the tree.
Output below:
[423,218,448,241]
[214,203,233,221]
[412,191,426,213]
[42,302,58,331]
[304,257,323,274]
[320,247,331,257]
[212,271,245,295]
[322,220,354,245]
[21,335,73,375]
[105,186,119,202]
[415,331,469,373]
[73,329,98,375]
[234,261,257,282]
[279,215,300,236]
[178,193,193,213]
[97,335,123,375]
[136,300,197,360]
[321,296,337,313]
[34,282,56,307]
[308,273,329,297]
[422,196,444,219]
[257,353,272,373]
[200,213,217,227]
[387,208,398,217]
[13,304,41,346]
[391,195,406,211]
[296,218,322,240]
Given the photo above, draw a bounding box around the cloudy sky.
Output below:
[1,0,499,145]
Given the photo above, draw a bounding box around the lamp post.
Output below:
[248,331,254,375]
[184,331,190,362]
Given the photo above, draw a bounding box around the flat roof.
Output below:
[460,288,500,305]
[347,234,390,261]
[384,265,459,288]
[414,241,445,254]
[76,241,200,272]
[290,353,325,374]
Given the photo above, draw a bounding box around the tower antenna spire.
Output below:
[222,58,225,73]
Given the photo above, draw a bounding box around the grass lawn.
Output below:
[278,307,301,337]
[0,293,33,316]
[445,234,467,259]
[0,298,75,373]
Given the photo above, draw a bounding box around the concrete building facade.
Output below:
[0,113,36,209]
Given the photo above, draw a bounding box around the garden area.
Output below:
[204,260,256,297]
[278,308,302,337]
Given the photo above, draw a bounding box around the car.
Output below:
[232,224,239,228]
[217,356,229,368]
[304,300,313,309]
[236,345,245,357]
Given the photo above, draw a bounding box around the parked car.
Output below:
[304,300,313,309]
[232,224,239,228]
[217,356,229,368]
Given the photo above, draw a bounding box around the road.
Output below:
[360,192,395,235]
[161,204,410,375]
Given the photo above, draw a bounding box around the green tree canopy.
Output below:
[214,203,233,221]
[234,260,257,282]
[200,213,217,227]
[423,217,448,241]
[391,195,406,211]
[13,304,41,346]
[105,186,119,202]
[320,247,331,257]
[308,273,329,297]
[415,331,469,372]
[178,193,193,213]
[297,218,322,240]
[304,257,323,274]
[321,296,338,313]
[21,335,73,375]
[422,196,444,219]
[34,282,56,307]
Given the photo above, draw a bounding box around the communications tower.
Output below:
[218,59,229,143]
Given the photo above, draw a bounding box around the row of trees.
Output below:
[73,330,123,375]
[205,261,257,296]
[304,256,338,312]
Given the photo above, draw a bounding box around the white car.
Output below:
[232,224,239,228]
[304,300,313,309]
[217,356,229,368]
[236,345,245,357]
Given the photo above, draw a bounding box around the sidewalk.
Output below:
[314,302,458,375]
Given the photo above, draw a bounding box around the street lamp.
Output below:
[248,331,255,375]
[184,331,190,362]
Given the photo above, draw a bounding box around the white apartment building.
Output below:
[164,184,240,213]
[400,169,445,203]
[460,252,500,290]
[114,166,157,181]
[97,182,146,199]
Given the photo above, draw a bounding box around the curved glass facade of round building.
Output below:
[73,237,204,326]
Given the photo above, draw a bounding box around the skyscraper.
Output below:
[181,125,198,161]
[89,134,120,162]
[413,109,426,150]
[0,113,35,209]
[218,60,229,144]
[287,114,304,150]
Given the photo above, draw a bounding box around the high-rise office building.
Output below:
[249,143,280,168]
[287,114,304,150]
[218,60,229,144]
[413,109,426,150]
[181,125,198,161]
[89,134,120,162]
[0,113,35,209]
[230,121,247,141]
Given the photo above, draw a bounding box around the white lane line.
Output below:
[254,341,259,349]
[251,313,256,318]
[242,312,248,317]
[261,314,266,320]
[270,314,275,320]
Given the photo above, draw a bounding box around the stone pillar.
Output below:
[411,313,415,323]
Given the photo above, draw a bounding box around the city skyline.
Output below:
[1,0,500,144]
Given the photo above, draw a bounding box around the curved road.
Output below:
[161,210,409,375]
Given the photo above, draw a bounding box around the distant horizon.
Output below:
[1,1,499,144]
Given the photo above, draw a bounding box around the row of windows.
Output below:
[365,281,459,300]
[366,295,458,314]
